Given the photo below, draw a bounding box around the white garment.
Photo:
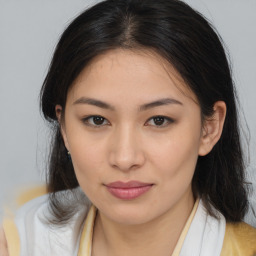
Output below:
[179,200,226,256]
[14,189,91,256]
[12,190,226,256]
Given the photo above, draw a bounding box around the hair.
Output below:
[40,0,249,224]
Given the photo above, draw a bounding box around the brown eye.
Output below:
[153,116,165,126]
[146,116,174,128]
[92,116,105,125]
[82,115,109,127]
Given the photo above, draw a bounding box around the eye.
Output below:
[146,116,174,128]
[82,115,109,127]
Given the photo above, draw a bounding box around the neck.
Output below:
[92,192,195,256]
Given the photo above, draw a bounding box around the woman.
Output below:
[1,0,256,255]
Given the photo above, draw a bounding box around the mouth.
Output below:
[105,181,153,200]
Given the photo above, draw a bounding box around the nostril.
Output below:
[109,148,145,172]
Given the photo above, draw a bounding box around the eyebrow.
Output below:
[73,97,183,111]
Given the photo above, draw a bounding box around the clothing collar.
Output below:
[77,198,204,256]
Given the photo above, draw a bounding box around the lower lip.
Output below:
[106,185,153,200]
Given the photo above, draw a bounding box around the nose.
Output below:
[109,125,145,172]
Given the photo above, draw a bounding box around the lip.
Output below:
[105,181,153,200]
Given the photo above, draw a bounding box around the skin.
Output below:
[57,49,226,256]
[0,227,8,256]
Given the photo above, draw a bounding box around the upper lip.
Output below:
[106,181,153,188]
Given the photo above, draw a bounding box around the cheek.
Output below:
[65,126,107,187]
[148,136,199,206]
[71,143,104,178]
[70,144,106,202]
[148,125,201,182]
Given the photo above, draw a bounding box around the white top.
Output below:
[13,189,91,256]
[4,189,226,256]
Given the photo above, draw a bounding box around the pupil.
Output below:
[154,117,164,125]
[93,116,104,125]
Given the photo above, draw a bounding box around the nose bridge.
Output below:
[109,123,144,171]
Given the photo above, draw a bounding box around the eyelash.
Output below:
[81,115,174,128]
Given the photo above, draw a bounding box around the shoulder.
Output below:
[10,187,90,226]
[0,227,9,256]
[221,222,256,256]
[3,188,91,255]
[2,194,50,256]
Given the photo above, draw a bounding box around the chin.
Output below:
[99,202,159,225]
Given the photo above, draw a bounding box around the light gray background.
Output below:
[1,0,256,225]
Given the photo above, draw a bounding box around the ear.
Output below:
[55,105,70,151]
[198,101,226,156]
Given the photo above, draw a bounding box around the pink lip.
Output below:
[105,181,153,200]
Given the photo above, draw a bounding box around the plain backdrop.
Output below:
[0,0,256,225]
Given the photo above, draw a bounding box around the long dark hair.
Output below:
[40,0,249,223]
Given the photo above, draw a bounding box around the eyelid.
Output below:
[81,115,175,128]
[82,115,110,128]
[145,115,175,128]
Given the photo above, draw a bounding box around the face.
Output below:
[59,49,206,225]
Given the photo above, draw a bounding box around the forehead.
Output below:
[68,49,198,105]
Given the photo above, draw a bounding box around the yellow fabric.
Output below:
[15,185,47,207]
[221,222,256,256]
[171,199,199,256]
[77,199,199,256]
[78,205,97,256]
[3,187,256,256]
[2,184,47,256]
[77,201,256,256]
[2,218,20,256]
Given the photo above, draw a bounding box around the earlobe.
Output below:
[55,105,70,151]
[198,101,226,156]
